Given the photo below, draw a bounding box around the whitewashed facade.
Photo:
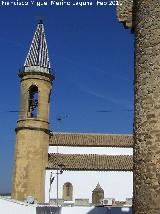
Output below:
[45,146,133,203]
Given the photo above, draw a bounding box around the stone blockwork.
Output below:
[12,129,49,202]
[12,71,54,202]
[117,0,133,29]
[133,0,160,213]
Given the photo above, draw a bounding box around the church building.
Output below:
[11,21,133,204]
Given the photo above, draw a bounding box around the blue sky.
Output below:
[0,2,134,193]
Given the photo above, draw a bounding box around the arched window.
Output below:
[66,183,70,197]
[28,85,38,118]
[63,182,73,201]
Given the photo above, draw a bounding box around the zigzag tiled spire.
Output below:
[24,20,51,73]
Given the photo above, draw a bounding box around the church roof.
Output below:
[49,132,133,148]
[24,20,51,73]
[47,153,133,171]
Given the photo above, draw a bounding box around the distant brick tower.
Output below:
[11,21,54,202]
[92,183,104,205]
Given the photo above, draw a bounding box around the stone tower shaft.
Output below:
[133,1,160,213]
[117,1,160,213]
[12,21,55,202]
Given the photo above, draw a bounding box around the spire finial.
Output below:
[37,16,44,24]
[38,19,43,24]
[96,182,101,189]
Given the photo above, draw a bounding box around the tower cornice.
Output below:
[15,126,51,135]
[18,70,55,81]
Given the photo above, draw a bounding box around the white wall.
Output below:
[0,197,132,214]
[46,146,133,203]
[48,146,133,155]
[45,170,133,203]
[0,197,36,214]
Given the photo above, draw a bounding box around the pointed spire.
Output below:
[93,182,104,192]
[96,182,101,189]
[24,21,51,73]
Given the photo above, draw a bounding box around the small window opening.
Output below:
[66,183,70,197]
[28,85,38,118]
[48,89,51,103]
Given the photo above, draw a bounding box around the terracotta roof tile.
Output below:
[47,153,133,171]
[49,132,133,148]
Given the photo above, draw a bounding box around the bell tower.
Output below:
[12,20,55,202]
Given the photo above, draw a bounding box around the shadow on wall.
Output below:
[36,206,62,214]
[87,207,132,214]
[36,206,132,214]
